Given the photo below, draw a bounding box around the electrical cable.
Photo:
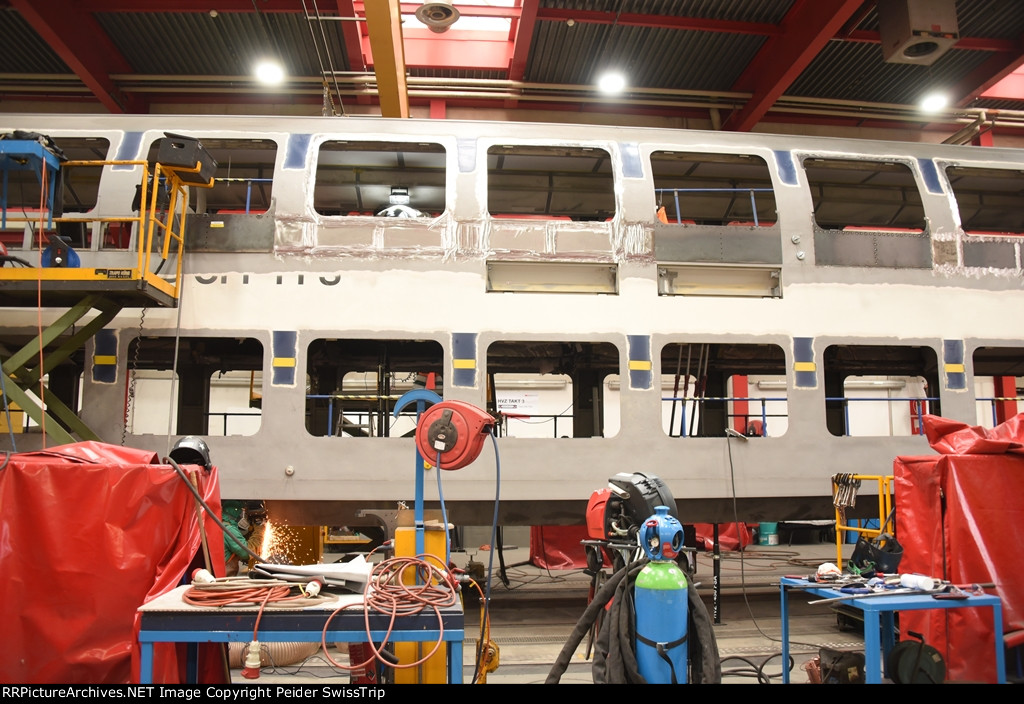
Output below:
[1,363,17,462]
[435,449,451,568]
[723,432,833,681]
[319,555,458,674]
[165,456,263,563]
[34,163,48,447]
[476,430,501,683]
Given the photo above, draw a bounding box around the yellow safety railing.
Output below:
[1,158,211,304]
[832,473,895,569]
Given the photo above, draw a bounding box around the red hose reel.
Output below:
[414,400,495,470]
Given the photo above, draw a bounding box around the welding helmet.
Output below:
[170,435,212,471]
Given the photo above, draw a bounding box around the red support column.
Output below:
[994,375,1018,424]
[732,375,749,434]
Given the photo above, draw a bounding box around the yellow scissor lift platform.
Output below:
[0,141,212,444]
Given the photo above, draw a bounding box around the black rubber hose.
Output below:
[546,557,722,684]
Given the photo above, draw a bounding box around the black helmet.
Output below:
[170,435,212,470]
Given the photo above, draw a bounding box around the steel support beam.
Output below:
[1,295,123,444]
[363,0,409,118]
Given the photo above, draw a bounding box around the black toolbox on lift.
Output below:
[156,133,217,185]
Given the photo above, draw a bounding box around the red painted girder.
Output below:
[10,0,143,114]
[536,8,778,37]
[954,36,1024,105]
[722,0,864,133]
[366,29,513,70]
[509,0,539,81]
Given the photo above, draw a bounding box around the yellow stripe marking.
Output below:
[628,360,652,371]
[272,357,296,367]
[794,362,816,372]
[93,355,117,365]
[453,359,476,369]
[944,363,965,373]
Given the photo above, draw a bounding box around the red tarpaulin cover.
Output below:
[530,525,589,569]
[0,441,227,684]
[894,414,1024,684]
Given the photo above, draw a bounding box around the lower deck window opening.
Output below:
[660,342,787,437]
[486,341,619,438]
[125,337,263,437]
[972,346,1024,428]
[304,338,444,438]
[823,344,939,437]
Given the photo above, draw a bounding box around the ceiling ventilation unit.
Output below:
[878,0,959,65]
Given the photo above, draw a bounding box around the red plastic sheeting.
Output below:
[0,441,227,684]
[529,525,589,569]
[895,414,1024,684]
[692,522,754,551]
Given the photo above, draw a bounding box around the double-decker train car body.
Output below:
[1,113,1022,527]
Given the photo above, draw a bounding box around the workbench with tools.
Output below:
[779,577,1005,684]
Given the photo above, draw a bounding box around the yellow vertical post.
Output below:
[393,508,449,684]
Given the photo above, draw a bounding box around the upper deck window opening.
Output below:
[146,138,277,214]
[487,145,615,221]
[946,166,1024,236]
[805,158,926,232]
[314,141,446,217]
[1,137,110,250]
[650,151,777,226]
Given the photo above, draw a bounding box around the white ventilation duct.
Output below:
[878,0,960,66]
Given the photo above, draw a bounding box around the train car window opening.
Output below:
[823,344,939,437]
[313,140,446,218]
[124,337,263,437]
[659,342,787,438]
[485,340,619,438]
[650,151,777,226]
[145,138,277,215]
[486,145,615,221]
[945,166,1024,236]
[972,346,1024,427]
[1,137,110,251]
[804,158,926,232]
[304,338,444,438]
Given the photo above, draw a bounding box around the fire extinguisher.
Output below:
[634,505,689,684]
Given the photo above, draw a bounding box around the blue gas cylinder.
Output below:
[635,505,689,684]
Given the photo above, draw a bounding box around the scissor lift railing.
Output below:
[832,473,895,569]
[0,154,211,445]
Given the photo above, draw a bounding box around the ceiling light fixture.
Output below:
[415,1,461,34]
[254,60,285,86]
[597,71,627,95]
[920,92,949,113]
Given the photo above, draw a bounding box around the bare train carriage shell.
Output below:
[1,113,1023,526]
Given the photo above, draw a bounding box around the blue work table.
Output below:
[779,577,1005,684]
[137,584,464,684]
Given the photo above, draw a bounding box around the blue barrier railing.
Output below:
[824,396,938,436]
[662,395,787,437]
[976,396,1023,427]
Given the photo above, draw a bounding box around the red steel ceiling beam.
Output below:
[509,0,540,81]
[721,0,864,132]
[953,34,1024,106]
[10,0,143,114]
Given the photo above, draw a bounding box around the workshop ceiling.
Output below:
[1,1,1022,139]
